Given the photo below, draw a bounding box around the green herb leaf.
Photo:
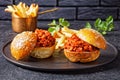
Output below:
[59,18,65,23]
[85,22,92,28]
[108,23,114,31]
[85,16,114,35]
[48,18,70,34]
[102,31,107,35]
[94,18,102,29]
[106,16,113,25]
[48,27,55,33]
[60,21,70,27]
[48,20,57,27]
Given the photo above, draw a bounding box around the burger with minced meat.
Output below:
[11,29,56,60]
[30,29,55,59]
[64,28,107,63]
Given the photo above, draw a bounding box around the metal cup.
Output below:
[12,14,37,33]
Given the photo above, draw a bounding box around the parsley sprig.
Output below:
[85,16,114,35]
[48,18,70,34]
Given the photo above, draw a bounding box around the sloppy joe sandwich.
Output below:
[30,29,55,58]
[10,29,55,60]
[64,28,107,63]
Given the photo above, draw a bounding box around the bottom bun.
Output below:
[30,45,55,59]
[64,49,100,63]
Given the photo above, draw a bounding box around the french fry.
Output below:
[31,4,38,17]
[12,5,23,17]
[5,2,58,18]
[61,27,78,37]
[5,6,15,13]
[23,3,29,11]
[54,32,66,50]
[5,2,39,18]
[62,27,78,34]
[5,8,12,13]
[12,12,20,18]
[34,4,39,16]
[53,27,80,51]
[26,4,35,17]
[17,2,27,18]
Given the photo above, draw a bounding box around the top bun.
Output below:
[76,28,106,49]
[10,31,37,60]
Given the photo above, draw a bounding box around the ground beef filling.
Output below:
[35,29,55,47]
[64,34,99,52]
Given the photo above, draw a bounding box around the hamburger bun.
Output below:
[10,31,37,60]
[64,49,100,63]
[76,28,106,49]
[64,28,107,63]
[30,44,55,58]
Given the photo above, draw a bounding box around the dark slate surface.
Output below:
[58,0,99,6]
[0,7,11,20]
[0,0,12,5]
[118,8,120,19]
[101,0,120,6]
[0,20,120,80]
[0,2,120,80]
[78,7,117,20]
[15,0,56,6]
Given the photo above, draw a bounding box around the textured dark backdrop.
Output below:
[0,0,120,21]
[0,0,120,80]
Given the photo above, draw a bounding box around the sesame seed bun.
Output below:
[10,31,37,60]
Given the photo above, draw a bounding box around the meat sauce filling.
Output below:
[64,34,99,52]
[35,29,55,47]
